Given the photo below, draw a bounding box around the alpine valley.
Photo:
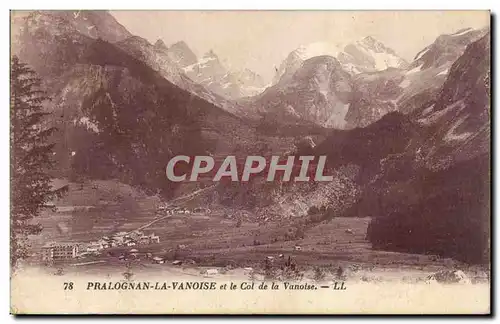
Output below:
[10,10,491,280]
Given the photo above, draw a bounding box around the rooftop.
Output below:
[42,242,80,248]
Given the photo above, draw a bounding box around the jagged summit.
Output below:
[181,48,267,100]
[165,40,197,67]
[358,35,398,55]
[154,39,168,51]
[408,27,487,70]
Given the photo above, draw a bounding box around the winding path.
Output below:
[135,184,217,232]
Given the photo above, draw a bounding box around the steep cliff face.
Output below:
[183,50,267,100]
[249,56,353,128]
[13,11,238,115]
[344,27,489,128]
[217,68,267,98]
[11,11,264,198]
[115,36,236,113]
[345,68,405,128]
[409,27,488,71]
[164,40,198,68]
[273,37,408,84]
[254,28,487,130]
[246,36,408,129]
[416,32,490,170]
[351,34,491,264]
[115,36,185,83]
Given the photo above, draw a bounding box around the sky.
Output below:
[111,10,490,83]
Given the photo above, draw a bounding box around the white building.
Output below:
[41,242,80,261]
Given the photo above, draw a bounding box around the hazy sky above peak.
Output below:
[111,10,489,83]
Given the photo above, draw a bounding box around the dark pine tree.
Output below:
[10,56,67,269]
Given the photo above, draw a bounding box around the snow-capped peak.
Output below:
[294,42,345,61]
[274,36,407,84]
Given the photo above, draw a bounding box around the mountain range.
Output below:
[181,49,267,100]
[11,10,283,197]
[243,28,488,129]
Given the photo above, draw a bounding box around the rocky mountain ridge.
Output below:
[245,28,488,129]
[273,36,408,85]
[183,49,267,100]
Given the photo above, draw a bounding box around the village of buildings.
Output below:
[40,229,161,262]
[40,205,211,264]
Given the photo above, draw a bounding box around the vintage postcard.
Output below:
[10,10,491,314]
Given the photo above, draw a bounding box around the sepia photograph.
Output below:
[9,9,491,314]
